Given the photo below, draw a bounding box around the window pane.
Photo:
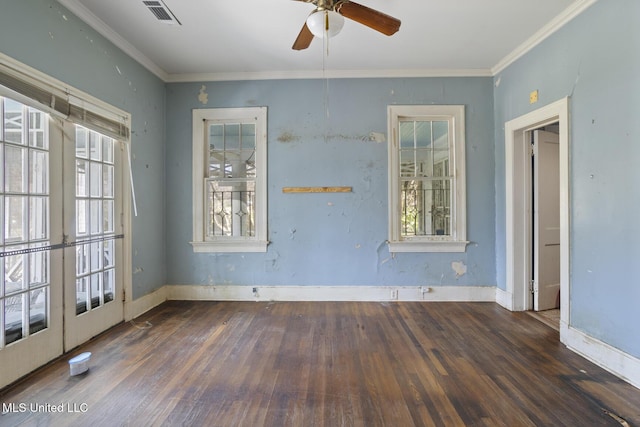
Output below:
[103,269,114,303]
[76,160,88,197]
[76,243,90,276]
[399,121,414,149]
[4,293,23,345]
[5,145,27,193]
[103,200,114,233]
[415,148,433,177]
[30,288,47,335]
[5,196,26,242]
[414,121,432,148]
[4,251,24,294]
[103,239,114,268]
[3,98,24,144]
[76,277,88,315]
[90,199,102,235]
[401,180,424,236]
[0,142,4,194]
[432,121,449,146]
[241,123,256,149]
[76,127,88,158]
[103,165,114,198]
[102,136,113,164]
[29,245,49,287]
[89,130,101,161]
[90,162,102,197]
[225,123,240,150]
[77,199,89,237]
[29,196,48,240]
[400,149,415,177]
[209,124,224,150]
[91,241,102,272]
[90,273,101,308]
[29,108,47,149]
[30,149,48,194]
[206,179,255,238]
[431,179,451,236]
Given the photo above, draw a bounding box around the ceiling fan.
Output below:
[292,0,401,50]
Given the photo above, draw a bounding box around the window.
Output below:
[191,107,267,252]
[387,105,467,252]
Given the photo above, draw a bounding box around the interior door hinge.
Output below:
[530,142,536,157]
[529,279,536,294]
[122,288,126,302]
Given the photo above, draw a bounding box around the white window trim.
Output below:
[191,107,268,253]
[387,105,468,253]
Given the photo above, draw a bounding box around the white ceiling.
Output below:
[56,0,594,82]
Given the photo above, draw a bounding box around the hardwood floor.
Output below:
[1,301,639,426]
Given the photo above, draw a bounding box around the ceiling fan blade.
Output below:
[292,22,314,50]
[336,1,400,36]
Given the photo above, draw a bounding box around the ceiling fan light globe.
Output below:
[306,10,344,38]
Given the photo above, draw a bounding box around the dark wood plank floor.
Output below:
[1,301,639,426]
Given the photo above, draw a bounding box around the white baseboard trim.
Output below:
[124,287,168,321]
[565,325,640,390]
[124,283,640,390]
[165,284,497,302]
[495,287,513,310]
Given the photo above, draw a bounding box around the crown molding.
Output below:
[166,68,493,83]
[56,0,169,82]
[491,0,599,75]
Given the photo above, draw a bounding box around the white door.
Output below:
[0,98,64,387]
[63,124,124,350]
[533,130,560,311]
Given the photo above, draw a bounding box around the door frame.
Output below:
[504,97,570,343]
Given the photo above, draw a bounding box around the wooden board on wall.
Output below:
[282,187,352,194]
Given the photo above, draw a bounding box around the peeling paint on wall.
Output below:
[277,131,299,143]
[367,132,386,143]
[451,261,467,278]
[198,85,208,105]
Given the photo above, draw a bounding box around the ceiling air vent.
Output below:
[143,0,181,25]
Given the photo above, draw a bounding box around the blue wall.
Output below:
[0,0,167,298]
[165,78,496,287]
[494,0,640,358]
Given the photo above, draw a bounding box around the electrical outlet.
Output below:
[390,289,398,300]
[529,90,539,104]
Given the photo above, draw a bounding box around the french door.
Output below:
[0,97,64,387]
[63,123,124,350]
[0,95,125,387]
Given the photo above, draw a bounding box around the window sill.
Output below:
[388,240,469,253]
[190,240,269,253]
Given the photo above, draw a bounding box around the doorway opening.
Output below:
[504,97,569,343]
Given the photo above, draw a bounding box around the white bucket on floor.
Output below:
[69,352,92,376]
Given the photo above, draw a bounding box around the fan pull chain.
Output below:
[322,24,330,139]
